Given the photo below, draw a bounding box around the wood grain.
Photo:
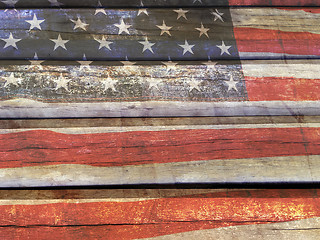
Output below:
[0,0,317,8]
[0,116,319,186]
[231,7,320,59]
[0,116,317,129]
[0,8,320,60]
[1,60,320,118]
[2,99,320,118]
[0,8,238,61]
[0,189,318,239]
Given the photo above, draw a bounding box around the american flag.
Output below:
[0,2,320,239]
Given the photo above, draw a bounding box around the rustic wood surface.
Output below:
[1,60,320,117]
[0,189,318,239]
[0,116,319,187]
[0,8,319,60]
[1,3,320,239]
[0,0,317,8]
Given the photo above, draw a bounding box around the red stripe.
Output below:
[234,27,320,56]
[246,76,320,101]
[0,189,319,239]
[0,222,238,240]
[0,128,315,168]
[229,0,320,6]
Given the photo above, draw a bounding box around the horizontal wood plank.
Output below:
[1,7,320,60]
[0,0,318,8]
[0,116,316,129]
[0,116,319,186]
[0,60,320,117]
[0,189,318,239]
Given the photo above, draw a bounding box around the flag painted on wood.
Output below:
[0,8,239,60]
[231,7,320,59]
[0,0,317,8]
[0,7,319,60]
[1,7,320,105]
[0,123,319,186]
[0,189,319,239]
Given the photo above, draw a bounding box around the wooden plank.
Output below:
[0,116,320,186]
[0,116,318,129]
[1,60,320,118]
[0,189,318,239]
[0,0,318,8]
[0,7,320,61]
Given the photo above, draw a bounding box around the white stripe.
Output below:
[241,60,320,79]
[231,8,320,34]
[1,98,320,117]
[0,155,318,187]
[1,123,320,134]
[143,217,320,240]
[239,52,320,59]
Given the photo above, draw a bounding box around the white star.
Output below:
[1,0,18,7]
[77,54,92,70]
[174,8,189,20]
[2,73,22,87]
[94,36,113,50]
[156,20,172,36]
[121,56,136,66]
[146,77,162,90]
[29,52,44,70]
[0,33,21,49]
[211,9,224,22]
[162,58,178,72]
[139,37,155,54]
[25,14,45,31]
[54,73,70,91]
[102,74,117,92]
[178,40,195,55]
[4,8,17,12]
[217,41,231,55]
[224,75,239,92]
[187,78,201,92]
[114,19,131,35]
[50,34,69,51]
[195,22,209,38]
[48,0,63,7]
[70,18,89,31]
[95,1,106,15]
[138,9,148,16]
[202,59,217,71]
[137,1,148,16]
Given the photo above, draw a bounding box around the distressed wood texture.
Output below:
[0,189,319,239]
[231,7,320,59]
[0,0,318,8]
[1,8,320,60]
[1,60,320,118]
[0,116,320,187]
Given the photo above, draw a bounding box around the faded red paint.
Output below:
[234,27,320,56]
[0,127,315,168]
[246,76,320,101]
[0,189,319,239]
